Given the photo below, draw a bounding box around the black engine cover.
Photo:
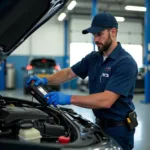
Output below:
[0,106,48,124]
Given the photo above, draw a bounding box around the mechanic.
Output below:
[27,12,138,150]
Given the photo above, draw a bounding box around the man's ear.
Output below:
[110,28,117,39]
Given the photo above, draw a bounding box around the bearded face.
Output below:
[97,33,112,53]
[94,29,113,53]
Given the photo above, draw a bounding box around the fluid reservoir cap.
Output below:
[58,136,70,144]
[20,122,33,129]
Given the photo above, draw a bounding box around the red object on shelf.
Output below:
[58,136,70,144]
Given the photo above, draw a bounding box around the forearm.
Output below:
[46,68,76,85]
[71,91,119,109]
[71,94,107,109]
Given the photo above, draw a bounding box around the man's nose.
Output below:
[94,36,100,43]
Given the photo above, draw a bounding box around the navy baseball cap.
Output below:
[82,12,118,34]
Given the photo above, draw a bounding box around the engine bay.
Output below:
[0,95,110,148]
[0,80,119,149]
[0,98,70,143]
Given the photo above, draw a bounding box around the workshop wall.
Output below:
[70,15,143,45]
[7,15,144,89]
[7,17,65,89]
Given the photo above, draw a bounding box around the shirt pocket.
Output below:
[100,73,110,85]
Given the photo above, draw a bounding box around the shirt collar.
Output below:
[108,42,122,60]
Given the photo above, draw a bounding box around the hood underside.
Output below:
[0,0,68,61]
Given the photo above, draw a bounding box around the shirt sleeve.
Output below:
[105,59,138,97]
[71,52,93,79]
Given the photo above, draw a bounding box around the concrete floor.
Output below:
[0,89,149,150]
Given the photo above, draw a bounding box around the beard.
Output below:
[97,34,112,53]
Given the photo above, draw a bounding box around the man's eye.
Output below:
[93,32,103,37]
[96,34,100,36]
[97,32,103,36]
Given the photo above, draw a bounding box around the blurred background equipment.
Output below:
[77,77,89,92]
[6,63,16,89]
[134,67,145,93]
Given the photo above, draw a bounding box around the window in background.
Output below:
[70,42,97,67]
[70,42,143,68]
[122,44,143,68]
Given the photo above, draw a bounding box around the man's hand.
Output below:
[44,92,71,107]
[26,75,48,87]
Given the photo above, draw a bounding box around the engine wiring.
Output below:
[54,108,72,137]
[48,111,60,125]
[0,95,72,142]
[41,134,61,139]
[44,108,71,138]
[61,114,71,137]
[31,97,71,138]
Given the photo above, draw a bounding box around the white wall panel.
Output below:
[11,17,64,56]
[11,38,30,55]
[31,17,64,56]
[70,17,143,45]
[128,34,143,45]
[118,22,143,33]
[117,33,143,45]
[117,33,129,44]
[71,18,91,31]
[71,32,92,42]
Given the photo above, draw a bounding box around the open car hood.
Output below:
[0,0,68,61]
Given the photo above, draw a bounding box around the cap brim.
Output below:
[82,27,105,34]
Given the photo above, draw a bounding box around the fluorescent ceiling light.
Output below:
[115,16,125,22]
[125,5,146,12]
[67,0,77,10]
[58,13,66,21]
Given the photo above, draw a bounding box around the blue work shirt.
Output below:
[71,42,138,121]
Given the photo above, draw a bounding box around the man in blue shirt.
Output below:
[27,12,138,149]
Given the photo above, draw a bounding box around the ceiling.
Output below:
[64,0,145,20]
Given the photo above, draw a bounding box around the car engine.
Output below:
[0,96,95,144]
[0,104,67,143]
[0,95,122,150]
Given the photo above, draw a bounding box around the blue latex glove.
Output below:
[26,75,48,87]
[44,92,71,107]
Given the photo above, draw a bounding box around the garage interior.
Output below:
[0,0,149,149]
